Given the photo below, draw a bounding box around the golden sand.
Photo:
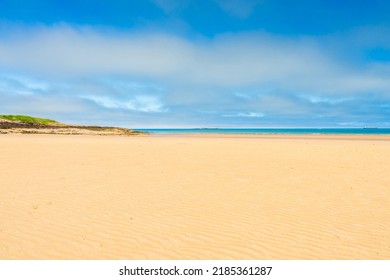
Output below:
[0,134,389,259]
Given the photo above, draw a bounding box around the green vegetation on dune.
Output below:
[0,115,59,125]
[0,114,147,135]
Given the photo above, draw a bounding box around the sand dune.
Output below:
[0,134,390,259]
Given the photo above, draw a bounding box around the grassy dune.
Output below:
[0,115,59,125]
[0,114,146,136]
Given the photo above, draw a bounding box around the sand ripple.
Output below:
[1,135,390,259]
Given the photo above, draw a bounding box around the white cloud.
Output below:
[223,112,264,118]
[0,24,388,94]
[0,74,50,95]
[1,24,390,127]
[82,94,167,113]
[298,94,354,104]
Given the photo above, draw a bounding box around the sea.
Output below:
[136,128,390,135]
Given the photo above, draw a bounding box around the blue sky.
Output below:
[0,0,390,127]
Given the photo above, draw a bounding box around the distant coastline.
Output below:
[0,115,147,136]
[137,128,390,135]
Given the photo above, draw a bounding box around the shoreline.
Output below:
[2,131,390,141]
[146,132,390,141]
[0,130,390,141]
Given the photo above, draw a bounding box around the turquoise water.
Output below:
[137,128,390,135]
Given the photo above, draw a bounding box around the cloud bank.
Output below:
[0,24,389,127]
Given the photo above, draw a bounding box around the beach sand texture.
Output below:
[0,134,389,259]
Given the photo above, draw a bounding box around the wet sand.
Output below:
[1,134,389,259]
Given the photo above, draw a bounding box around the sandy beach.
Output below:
[0,134,389,259]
